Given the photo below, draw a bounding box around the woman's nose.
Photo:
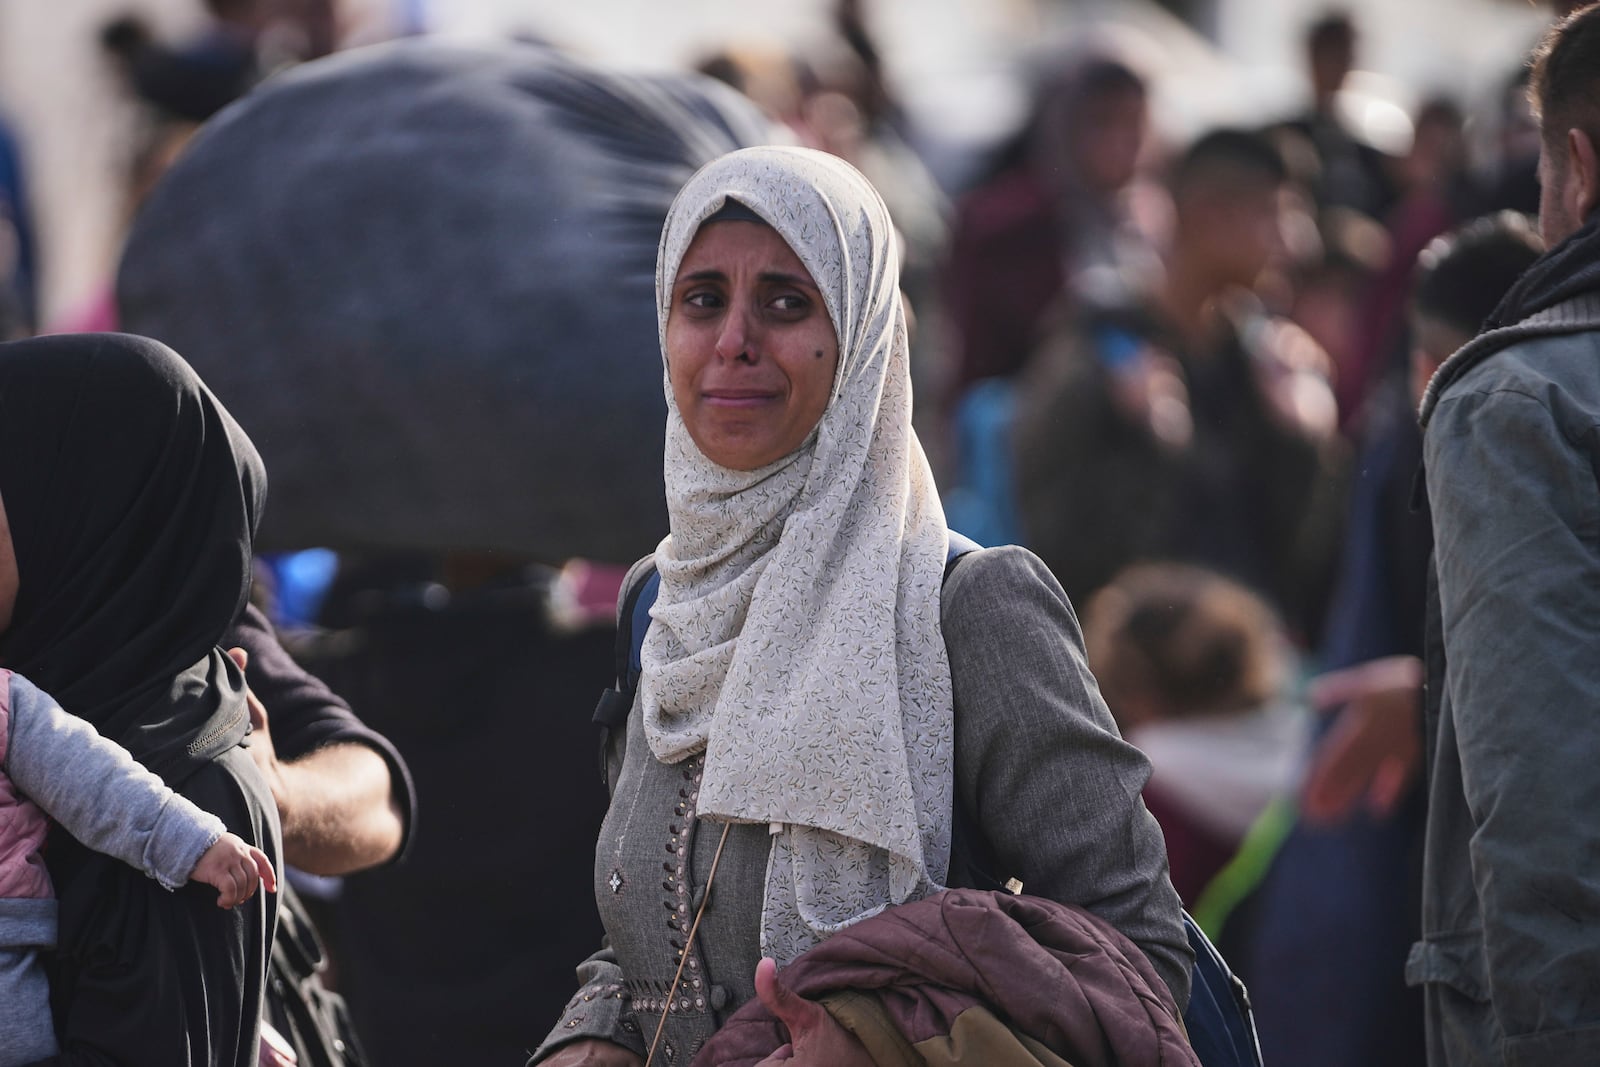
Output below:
[713,308,757,362]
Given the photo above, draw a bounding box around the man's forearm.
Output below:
[277,742,405,875]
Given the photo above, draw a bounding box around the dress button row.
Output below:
[633,995,703,1016]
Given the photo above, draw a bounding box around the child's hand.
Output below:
[191,832,278,909]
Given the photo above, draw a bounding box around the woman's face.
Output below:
[666,220,840,471]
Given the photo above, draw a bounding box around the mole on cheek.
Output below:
[814,350,824,359]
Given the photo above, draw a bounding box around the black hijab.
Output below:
[0,333,266,785]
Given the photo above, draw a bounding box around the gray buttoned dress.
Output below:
[532,546,1191,1065]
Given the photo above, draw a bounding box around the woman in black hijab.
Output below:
[0,332,278,1065]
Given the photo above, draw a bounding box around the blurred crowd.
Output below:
[0,0,1582,1064]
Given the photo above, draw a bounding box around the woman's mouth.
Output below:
[703,389,777,407]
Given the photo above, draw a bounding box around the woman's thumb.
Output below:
[755,957,827,1041]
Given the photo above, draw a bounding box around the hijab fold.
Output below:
[0,333,265,786]
[641,147,954,963]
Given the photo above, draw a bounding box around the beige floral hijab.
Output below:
[640,145,953,964]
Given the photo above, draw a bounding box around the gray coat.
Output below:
[533,545,1190,1064]
[1414,291,1600,1066]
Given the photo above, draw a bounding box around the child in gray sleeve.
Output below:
[0,667,276,1065]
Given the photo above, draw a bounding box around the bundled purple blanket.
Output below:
[695,888,1198,1067]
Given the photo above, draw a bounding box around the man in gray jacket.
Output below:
[1412,6,1600,1064]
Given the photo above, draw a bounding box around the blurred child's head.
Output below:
[1084,563,1287,732]
[1409,212,1544,404]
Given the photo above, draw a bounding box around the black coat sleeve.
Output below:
[225,602,417,862]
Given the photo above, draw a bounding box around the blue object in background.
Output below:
[262,548,340,627]
[942,378,1022,548]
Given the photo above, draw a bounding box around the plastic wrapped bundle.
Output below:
[119,39,774,563]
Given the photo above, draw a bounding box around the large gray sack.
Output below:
[118,39,774,563]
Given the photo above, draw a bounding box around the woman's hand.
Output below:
[752,958,873,1067]
[538,1039,644,1066]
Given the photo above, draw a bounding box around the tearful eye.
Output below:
[769,293,809,314]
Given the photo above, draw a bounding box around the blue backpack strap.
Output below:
[594,567,657,727]
[945,529,982,576]
[625,570,661,691]
[1182,914,1263,1067]
[592,565,661,783]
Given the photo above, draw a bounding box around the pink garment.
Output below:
[45,283,119,335]
[0,667,52,900]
